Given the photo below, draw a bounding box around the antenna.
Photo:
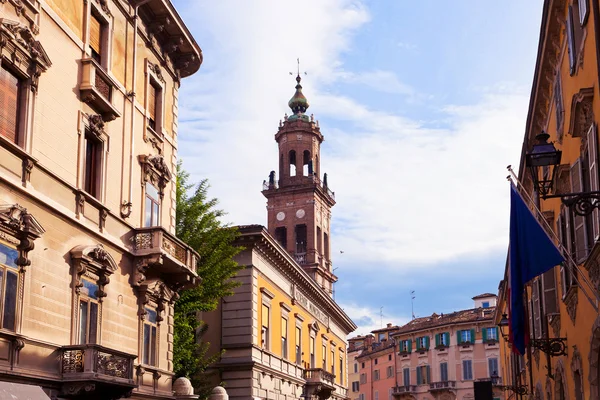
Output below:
[380,306,384,328]
[289,58,307,77]
[411,290,416,320]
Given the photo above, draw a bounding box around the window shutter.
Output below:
[494,327,499,341]
[425,336,430,349]
[588,123,600,240]
[0,66,20,144]
[470,329,475,344]
[579,0,589,26]
[542,268,558,316]
[571,158,589,262]
[408,340,412,353]
[435,333,439,347]
[148,83,157,122]
[445,332,450,346]
[533,280,542,339]
[89,14,102,56]
[426,365,430,384]
[416,367,422,385]
[482,328,487,342]
[567,6,577,75]
[457,330,462,345]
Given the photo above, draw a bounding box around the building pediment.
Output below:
[0,204,45,238]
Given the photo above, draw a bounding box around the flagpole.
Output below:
[507,166,600,311]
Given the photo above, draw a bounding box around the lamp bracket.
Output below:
[530,337,567,357]
[542,191,600,216]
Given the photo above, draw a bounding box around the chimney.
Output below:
[387,323,392,328]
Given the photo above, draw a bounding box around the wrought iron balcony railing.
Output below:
[392,385,418,395]
[60,344,136,398]
[303,368,336,385]
[429,381,456,391]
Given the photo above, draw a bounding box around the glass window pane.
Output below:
[151,326,157,366]
[2,270,17,331]
[79,300,88,344]
[146,182,159,201]
[145,197,152,227]
[146,308,157,323]
[153,202,159,226]
[81,279,99,300]
[143,324,150,365]
[0,243,18,269]
[89,302,98,344]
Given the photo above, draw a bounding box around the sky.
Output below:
[172,0,543,335]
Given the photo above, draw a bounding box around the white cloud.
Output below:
[175,0,528,271]
[339,303,410,336]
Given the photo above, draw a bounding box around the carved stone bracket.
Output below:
[139,154,172,199]
[70,244,118,298]
[0,204,45,271]
[569,87,594,138]
[549,313,561,338]
[147,61,165,83]
[87,114,105,138]
[564,287,578,324]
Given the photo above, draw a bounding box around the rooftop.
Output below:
[472,293,497,300]
[390,307,495,336]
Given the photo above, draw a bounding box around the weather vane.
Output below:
[290,58,307,77]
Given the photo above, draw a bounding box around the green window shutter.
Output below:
[495,327,499,340]
[408,340,412,352]
[416,367,422,384]
[426,365,431,384]
[457,330,462,344]
[435,334,439,347]
[482,328,488,342]
[445,332,450,346]
[470,329,476,343]
[425,336,430,349]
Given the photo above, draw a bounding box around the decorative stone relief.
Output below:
[0,204,45,270]
[588,316,600,399]
[564,287,578,324]
[69,243,117,297]
[569,88,594,138]
[87,114,105,138]
[139,154,172,199]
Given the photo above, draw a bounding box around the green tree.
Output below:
[173,162,243,396]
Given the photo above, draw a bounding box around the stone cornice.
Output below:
[236,225,356,333]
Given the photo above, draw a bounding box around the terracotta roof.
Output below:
[472,293,497,299]
[371,325,400,333]
[356,341,396,359]
[391,307,495,336]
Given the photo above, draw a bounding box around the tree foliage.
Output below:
[173,162,243,395]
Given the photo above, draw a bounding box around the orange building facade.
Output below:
[351,295,505,400]
[496,0,600,399]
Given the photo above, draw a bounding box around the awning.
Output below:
[0,382,51,399]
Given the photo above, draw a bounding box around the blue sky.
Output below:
[172,0,543,334]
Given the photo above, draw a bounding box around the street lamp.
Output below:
[526,130,600,216]
[497,313,509,341]
[497,313,567,357]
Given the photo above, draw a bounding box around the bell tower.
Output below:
[262,74,337,297]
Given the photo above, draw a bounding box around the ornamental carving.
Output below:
[569,87,594,138]
[87,114,105,137]
[571,346,583,386]
[0,204,45,270]
[585,257,600,291]
[564,287,578,324]
[0,19,52,93]
[139,154,172,198]
[589,316,600,399]
[148,61,165,83]
[93,0,113,18]
[549,313,561,337]
[70,244,117,297]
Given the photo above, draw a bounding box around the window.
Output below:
[482,301,490,308]
[378,333,385,341]
[399,339,412,353]
[488,357,499,377]
[331,349,335,373]
[352,382,359,392]
[322,343,327,369]
[295,224,307,254]
[78,278,99,344]
[83,131,102,199]
[295,326,301,364]
[362,362,365,369]
[403,368,410,386]
[281,316,288,359]
[388,354,392,361]
[89,12,104,64]
[144,182,160,227]
[143,308,158,366]
[458,329,474,345]
[354,363,358,373]
[324,232,329,259]
[567,6,577,75]
[386,366,393,378]
[0,66,21,145]
[462,360,473,380]
[440,362,448,381]
[436,332,450,348]
[483,327,499,343]
[317,227,322,254]
[310,336,315,367]
[289,150,296,176]
[555,75,564,140]
[374,391,378,400]
[261,304,270,349]
[275,227,287,249]
[360,373,366,384]
[0,242,19,331]
[417,336,429,350]
[374,369,380,381]
[416,365,430,385]
[340,354,343,384]
[359,394,365,400]
[375,358,378,365]
[147,79,162,132]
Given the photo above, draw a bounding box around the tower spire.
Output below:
[288,58,309,118]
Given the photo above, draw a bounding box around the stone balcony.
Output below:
[429,380,456,393]
[131,226,199,288]
[392,385,418,396]
[79,58,121,121]
[303,368,336,400]
[60,344,137,399]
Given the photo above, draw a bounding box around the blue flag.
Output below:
[509,184,564,355]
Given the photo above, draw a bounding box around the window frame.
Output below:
[281,315,288,359]
[86,1,112,71]
[0,64,23,147]
[0,241,20,332]
[145,61,166,145]
[144,182,161,227]
[463,359,473,380]
[261,302,270,350]
[142,306,159,366]
[78,277,100,344]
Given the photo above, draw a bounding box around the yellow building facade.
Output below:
[497,0,600,399]
[0,0,202,398]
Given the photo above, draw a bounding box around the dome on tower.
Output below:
[288,75,310,122]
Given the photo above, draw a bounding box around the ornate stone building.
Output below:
[203,76,356,400]
[0,0,202,398]
[496,0,600,399]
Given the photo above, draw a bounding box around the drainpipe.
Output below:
[125,0,152,219]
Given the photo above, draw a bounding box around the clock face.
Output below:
[296,209,306,218]
[276,212,286,221]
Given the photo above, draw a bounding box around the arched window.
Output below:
[289,150,296,177]
[303,150,311,176]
